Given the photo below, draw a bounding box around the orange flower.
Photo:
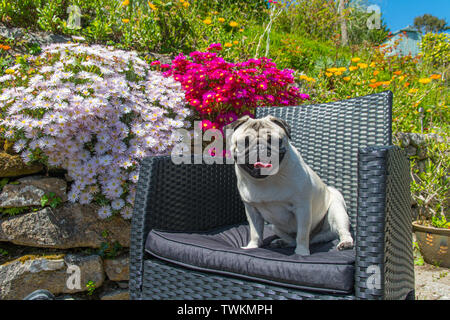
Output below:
[224,42,232,48]
[373,70,379,76]
[343,77,351,82]
[148,2,157,10]
[419,78,431,84]
[430,74,441,80]
[349,66,358,71]
[122,18,130,23]
[218,17,225,23]
[357,63,368,69]
[122,0,129,6]
[203,18,212,25]
[351,57,361,63]
[393,71,402,75]
[0,44,11,51]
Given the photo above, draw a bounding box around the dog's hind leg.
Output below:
[327,187,354,250]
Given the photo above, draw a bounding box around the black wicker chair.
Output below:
[129,91,415,300]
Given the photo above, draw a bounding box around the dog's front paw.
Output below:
[295,246,310,256]
[337,237,354,251]
[241,242,260,250]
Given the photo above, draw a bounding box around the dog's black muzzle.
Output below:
[235,138,286,179]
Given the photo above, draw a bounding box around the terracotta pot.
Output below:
[413,221,450,268]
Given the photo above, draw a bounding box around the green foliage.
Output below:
[0,247,8,256]
[410,139,449,224]
[85,280,96,296]
[413,241,425,266]
[414,14,449,34]
[275,0,339,42]
[0,178,8,192]
[431,215,450,229]
[0,206,29,217]
[40,192,63,209]
[97,241,123,259]
[420,33,450,72]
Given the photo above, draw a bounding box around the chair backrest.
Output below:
[256,91,392,231]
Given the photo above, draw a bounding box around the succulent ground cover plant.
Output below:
[0,43,192,219]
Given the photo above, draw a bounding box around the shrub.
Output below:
[0,43,192,219]
[420,32,450,71]
[159,43,310,131]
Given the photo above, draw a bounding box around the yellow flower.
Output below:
[408,88,418,94]
[203,18,212,25]
[233,40,239,45]
[122,18,130,23]
[5,69,14,74]
[325,72,333,77]
[370,79,377,83]
[148,2,157,10]
[369,62,376,68]
[351,57,361,63]
[239,28,244,32]
[122,0,129,6]
[229,21,239,27]
[337,67,347,72]
[307,77,316,83]
[327,68,338,73]
[299,75,309,80]
[224,42,232,48]
[218,17,225,23]
[419,78,432,84]
[334,71,343,76]
[343,77,351,82]
[357,63,368,69]
[349,66,358,71]
[182,1,189,7]
[399,75,405,81]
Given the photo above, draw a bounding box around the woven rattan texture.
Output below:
[256,91,392,232]
[356,146,414,300]
[130,156,246,299]
[142,258,355,300]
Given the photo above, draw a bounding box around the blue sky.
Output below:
[368,0,450,32]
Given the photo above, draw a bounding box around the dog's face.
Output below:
[225,115,291,179]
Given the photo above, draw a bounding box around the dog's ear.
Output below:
[269,116,291,140]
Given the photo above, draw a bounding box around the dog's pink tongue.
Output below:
[254,162,272,169]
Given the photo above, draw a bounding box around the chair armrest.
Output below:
[355,146,415,300]
[129,155,246,299]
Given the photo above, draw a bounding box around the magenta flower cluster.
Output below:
[158,43,310,131]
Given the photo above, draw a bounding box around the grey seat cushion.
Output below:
[145,224,355,294]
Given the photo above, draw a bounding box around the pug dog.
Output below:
[225,115,354,256]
